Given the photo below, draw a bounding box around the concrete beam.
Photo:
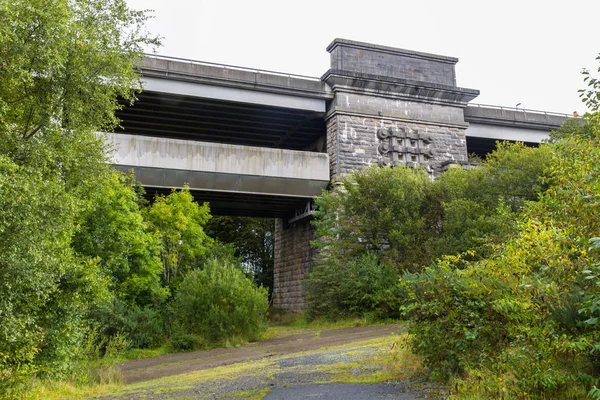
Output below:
[465,123,549,143]
[465,104,568,131]
[106,133,330,197]
[141,77,327,113]
[141,56,331,98]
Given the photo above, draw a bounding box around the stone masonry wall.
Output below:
[328,39,457,86]
[272,218,313,311]
[328,113,468,180]
[326,115,338,179]
[333,92,467,126]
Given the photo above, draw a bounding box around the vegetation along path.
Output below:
[108,323,443,399]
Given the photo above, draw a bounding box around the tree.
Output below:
[73,172,167,306]
[145,187,213,289]
[0,157,109,385]
[206,217,275,294]
[0,0,159,388]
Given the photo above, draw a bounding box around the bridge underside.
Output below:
[466,136,538,159]
[116,90,327,151]
[135,187,312,218]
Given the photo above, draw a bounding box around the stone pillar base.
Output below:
[272,218,313,312]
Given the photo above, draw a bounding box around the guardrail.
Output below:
[143,53,322,82]
[468,103,571,118]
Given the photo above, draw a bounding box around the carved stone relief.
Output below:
[377,126,434,167]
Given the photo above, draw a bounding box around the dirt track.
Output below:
[120,324,404,384]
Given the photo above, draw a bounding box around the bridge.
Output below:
[109,39,569,311]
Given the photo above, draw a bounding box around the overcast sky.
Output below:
[125,0,600,114]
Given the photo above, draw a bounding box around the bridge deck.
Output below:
[108,133,329,218]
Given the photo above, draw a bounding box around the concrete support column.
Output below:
[272,218,313,312]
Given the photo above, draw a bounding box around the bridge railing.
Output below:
[468,103,572,118]
[143,53,322,82]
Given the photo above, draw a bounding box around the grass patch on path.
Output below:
[102,332,428,399]
[23,319,408,399]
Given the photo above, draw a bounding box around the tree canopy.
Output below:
[0,0,160,388]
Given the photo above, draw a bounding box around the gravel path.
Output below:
[120,324,403,384]
[265,382,428,400]
[103,324,444,400]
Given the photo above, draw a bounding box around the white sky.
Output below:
[126,0,600,114]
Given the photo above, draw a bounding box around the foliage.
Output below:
[306,252,405,320]
[0,0,159,204]
[145,187,213,289]
[73,172,167,306]
[206,217,275,294]
[89,300,165,350]
[308,143,550,320]
[313,165,431,272]
[0,0,158,143]
[0,0,158,393]
[549,116,595,142]
[0,158,109,389]
[425,141,551,260]
[170,334,204,352]
[174,258,269,344]
[401,260,512,380]
[581,54,600,113]
[403,124,600,398]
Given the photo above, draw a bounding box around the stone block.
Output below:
[327,38,457,87]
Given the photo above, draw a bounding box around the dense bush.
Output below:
[307,143,551,320]
[0,0,160,393]
[174,258,269,344]
[402,259,512,380]
[74,172,167,306]
[0,158,110,387]
[170,334,203,352]
[90,300,165,350]
[403,132,600,398]
[312,165,431,272]
[425,141,552,260]
[306,252,405,320]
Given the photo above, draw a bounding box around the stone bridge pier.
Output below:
[271,39,481,311]
[272,218,313,311]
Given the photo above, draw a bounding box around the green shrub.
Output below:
[403,131,600,398]
[312,165,430,272]
[308,144,550,320]
[401,260,512,380]
[90,300,165,350]
[0,158,110,386]
[170,334,203,352]
[174,258,269,343]
[306,252,405,320]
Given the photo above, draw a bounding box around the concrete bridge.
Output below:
[110,39,569,311]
